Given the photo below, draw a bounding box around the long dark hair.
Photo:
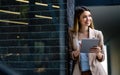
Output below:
[73,6,94,32]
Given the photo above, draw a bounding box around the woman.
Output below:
[68,6,107,75]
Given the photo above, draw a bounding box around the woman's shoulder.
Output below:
[68,27,78,37]
[89,28,103,39]
[94,29,103,35]
[90,28,102,35]
[92,29,104,39]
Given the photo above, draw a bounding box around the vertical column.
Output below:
[59,0,65,75]
[67,0,75,27]
[67,0,75,75]
[106,42,111,75]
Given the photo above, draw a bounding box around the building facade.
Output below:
[0,0,67,75]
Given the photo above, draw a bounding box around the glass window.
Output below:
[0,0,66,75]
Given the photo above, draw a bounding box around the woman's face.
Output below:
[79,11,92,27]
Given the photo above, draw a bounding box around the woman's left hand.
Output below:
[90,46,103,59]
[90,46,101,53]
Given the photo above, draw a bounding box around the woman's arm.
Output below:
[96,31,105,62]
[89,30,105,62]
[68,29,80,60]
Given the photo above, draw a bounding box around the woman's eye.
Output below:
[83,16,87,18]
[89,15,92,17]
[83,15,91,18]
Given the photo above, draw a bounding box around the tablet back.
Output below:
[80,39,99,53]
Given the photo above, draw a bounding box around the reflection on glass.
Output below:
[0,0,66,75]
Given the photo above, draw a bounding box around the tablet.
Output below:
[80,39,99,53]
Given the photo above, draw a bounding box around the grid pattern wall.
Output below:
[0,0,67,75]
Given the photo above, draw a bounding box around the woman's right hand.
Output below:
[72,42,81,59]
[72,50,80,58]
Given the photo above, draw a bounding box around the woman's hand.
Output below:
[90,46,103,59]
[72,50,80,58]
[72,42,81,59]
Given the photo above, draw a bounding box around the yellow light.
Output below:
[52,5,60,8]
[16,0,60,8]
[16,0,29,3]
[0,20,28,25]
[0,10,20,15]
[0,9,53,20]
[35,15,52,19]
[35,2,48,6]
